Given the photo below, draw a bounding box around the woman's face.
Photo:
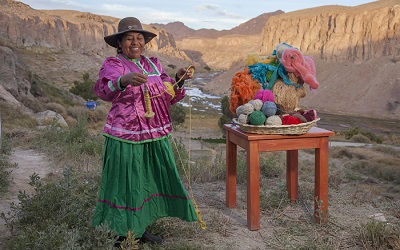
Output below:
[118,32,145,59]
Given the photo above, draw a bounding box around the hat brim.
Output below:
[104,29,157,48]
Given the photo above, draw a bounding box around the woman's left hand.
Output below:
[176,66,194,81]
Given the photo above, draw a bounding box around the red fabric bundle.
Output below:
[282,115,302,125]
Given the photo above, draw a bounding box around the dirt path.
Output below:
[0,148,52,242]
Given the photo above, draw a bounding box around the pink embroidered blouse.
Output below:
[94,54,186,143]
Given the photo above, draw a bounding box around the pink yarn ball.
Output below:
[254,89,274,103]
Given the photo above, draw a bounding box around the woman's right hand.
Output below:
[121,72,148,87]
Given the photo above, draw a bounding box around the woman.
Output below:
[92,17,197,244]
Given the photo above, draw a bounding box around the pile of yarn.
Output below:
[229,42,320,116]
[235,90,318,126]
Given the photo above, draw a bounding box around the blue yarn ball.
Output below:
[261,101,277,117]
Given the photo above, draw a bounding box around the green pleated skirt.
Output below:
[92,135,198,237]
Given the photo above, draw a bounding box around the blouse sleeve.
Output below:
[93,57,127,102]
[149,57,186,105]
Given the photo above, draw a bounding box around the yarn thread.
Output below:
[143,65,194,119]
[143,84,155,118]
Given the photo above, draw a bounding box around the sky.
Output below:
[17,0,377,30]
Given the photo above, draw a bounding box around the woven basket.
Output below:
[232,118,320,135]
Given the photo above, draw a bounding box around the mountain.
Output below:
[0,0,399,120]
[150,11,284,41]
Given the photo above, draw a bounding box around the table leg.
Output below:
[315,137,329,223]
[286,150,299,202]
[247,141,260,230]
[226,132,237,208]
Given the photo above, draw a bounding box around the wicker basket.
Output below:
[232,118,320,135]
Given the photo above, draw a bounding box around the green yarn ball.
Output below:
[249,111,266,125]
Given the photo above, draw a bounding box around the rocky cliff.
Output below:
[0,0,190,90]
[259,1,400,62]
[179,0,400,69]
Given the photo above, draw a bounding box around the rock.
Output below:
[368,213,387,223]
[34,110,68,128]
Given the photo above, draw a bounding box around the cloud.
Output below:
[194,4,219,12]
[194,3,242,19]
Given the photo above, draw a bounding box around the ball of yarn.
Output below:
[248,99,263,111]
[254,89,275,103]
[236,105,245,116]
[242,103,255,115]
[282,115,302,125]
[261,101,277,117]
[163,82,175,99]
[249,111,266,125]
[301,109,317,122]
[291,113,307,123]
[237,114,249,124]
[275,104,285,115]
[265,115,282,126]
[275,42,292,59]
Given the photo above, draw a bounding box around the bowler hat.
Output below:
[104,17,157,47]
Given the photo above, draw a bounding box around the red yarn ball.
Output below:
[282,115,302,125]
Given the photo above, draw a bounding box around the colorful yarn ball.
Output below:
[301,109,317,122]
[238,114,249,124]
[265,115,282,125]
[275,42,292,59]
[291,113,307,123]
[236,105,245,116]
[248,99,263,111]
[163,82,175,99]
[282,115,302,125]
[261,101,277,117]
[275,104,285,115]
[249,111,266,125]
[254,89,275,103]
[242,103,255,115]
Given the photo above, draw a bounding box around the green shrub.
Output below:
[218,96,234,130]
[355,220,400,249]
[260,155,284,178]
[0,102,37,129]
[351,159,400,184]
[345,127,383,144]
[69,73,98,101]
[30,74,75,107]
[0,133,13,194]
[351,134,371,143]
[1,169,123,249]
[171,103,186,126]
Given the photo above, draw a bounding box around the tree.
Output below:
[70,73,98,101]
[218,96,234,129]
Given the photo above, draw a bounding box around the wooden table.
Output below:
[224,124,335,230]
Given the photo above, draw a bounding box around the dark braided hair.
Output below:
[116,34,124,54]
